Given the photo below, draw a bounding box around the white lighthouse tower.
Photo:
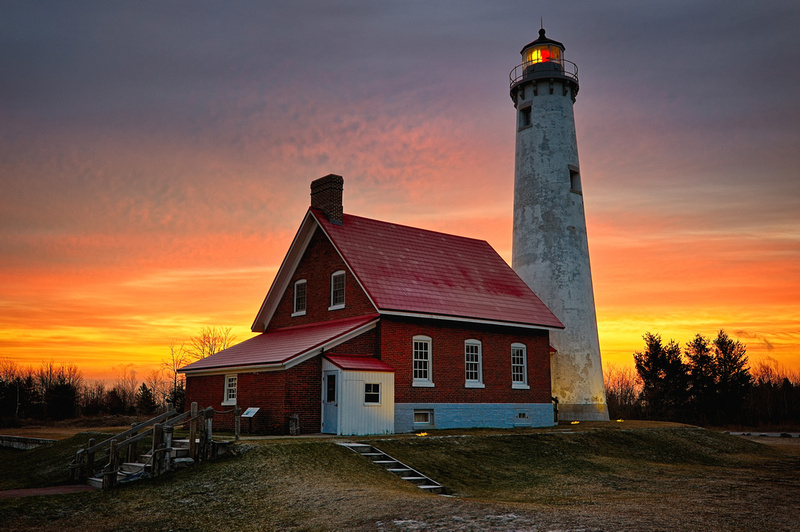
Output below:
[510,28,609,421]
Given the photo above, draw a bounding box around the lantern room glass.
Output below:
[523,44,562,67]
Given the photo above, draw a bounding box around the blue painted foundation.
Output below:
[394,403,555,433]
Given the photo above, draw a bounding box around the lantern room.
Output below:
[509,27,579,102]
[521,28,564,68]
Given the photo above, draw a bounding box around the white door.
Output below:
[322,371,338,434]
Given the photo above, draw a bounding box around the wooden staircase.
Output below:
[70,403,234,489]
[338,442,445,494]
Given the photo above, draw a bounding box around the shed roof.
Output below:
[180,314,378,374]
[324,355,395,373]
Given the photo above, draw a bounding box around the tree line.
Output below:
[605,329,800,427]
[0,326,235,426]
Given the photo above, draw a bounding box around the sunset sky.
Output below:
[2,1,799,383]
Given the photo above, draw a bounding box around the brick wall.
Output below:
[268,227,376,330]
[185,357,323,435]
[379,317,551,404]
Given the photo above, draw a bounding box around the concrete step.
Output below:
[338,441,446,495]
[401,476,428,485]
[87,477,103,489]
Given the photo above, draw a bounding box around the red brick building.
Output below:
[180,174,563,435]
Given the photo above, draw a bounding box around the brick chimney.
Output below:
[310,174,344,224]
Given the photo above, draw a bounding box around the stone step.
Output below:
[87,477,103,489]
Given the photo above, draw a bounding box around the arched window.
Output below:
[293,279,307,316]
[329,270,345,310]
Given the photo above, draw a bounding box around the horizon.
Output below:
[2,2,799,382]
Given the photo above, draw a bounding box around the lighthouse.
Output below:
[510,28,609,421]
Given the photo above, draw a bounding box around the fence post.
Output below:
[205,407,215,460]
[163,425,174,472]
[127,422,138,463]
[103,439,118,489]
[86,438,95,482]
[152,423,163,476]
[235,405,241,441]
[189,402,198,460]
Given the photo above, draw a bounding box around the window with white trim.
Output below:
[512,343,530,389]
[412,335,433,387]
[223,374,237,405]
[465,340,484,388]
[364,383,381,404]
[293,279,307,316]
[329,270,345,310]
[413,409,434,428]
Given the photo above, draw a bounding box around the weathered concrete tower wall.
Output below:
[510,29,609,421]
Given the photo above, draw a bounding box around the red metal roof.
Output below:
[180,314,379,373]
[312,209,563,329]
[325,355,395,373]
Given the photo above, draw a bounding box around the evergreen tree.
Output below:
[712,330,751,424]
[135,383,158,415]
[634,332,688,420]
[685,334,717,424]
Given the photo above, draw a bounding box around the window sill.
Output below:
[412,381,435,388]
[512,383,530,390]
[221,400,237,406]
[328,304,345,311]
[291,310,306,317]
[465,382,485,389]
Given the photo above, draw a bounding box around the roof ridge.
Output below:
[311,207,491,246]
[267,313,379,334]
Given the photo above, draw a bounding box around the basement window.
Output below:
[413,410,434,429]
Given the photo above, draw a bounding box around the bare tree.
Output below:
[144,368,171,408]
[163,341,190,396]
[112,367,138,413]
[186,326,236,360]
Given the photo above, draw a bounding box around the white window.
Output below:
[329,270,345,310]
[223,374,237,405]
[512,343,530,389]
[293,279,307,316]
[465,340,484,388]
[364,383,381,404]
[412,335,434,387]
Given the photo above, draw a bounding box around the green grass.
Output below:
[0,426,797,531]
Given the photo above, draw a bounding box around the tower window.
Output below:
[569,165,582,194]
[519,106,532,130]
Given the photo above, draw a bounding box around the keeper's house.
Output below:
[180,174,563,435]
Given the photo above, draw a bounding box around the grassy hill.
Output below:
[1,423,798,531]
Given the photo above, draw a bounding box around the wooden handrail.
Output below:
[85,409,177,454]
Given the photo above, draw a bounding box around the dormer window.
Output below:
[292,279,307,316]
[329,270,345,310]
